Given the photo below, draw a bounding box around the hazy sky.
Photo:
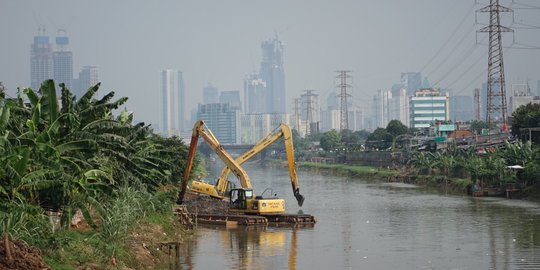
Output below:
[1,0,539,126]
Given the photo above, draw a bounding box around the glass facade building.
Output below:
[31,35,53,90]
[197,103,240,144]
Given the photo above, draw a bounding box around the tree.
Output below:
[511,103,540,143]
[291,129,310,151]
[470,120,489,134]
[320,130,341,152]
[366,128,392,150]
[386,120,408,137]
[340,129,356,145]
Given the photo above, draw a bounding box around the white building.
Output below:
[409,88,450,129]
[240,113,290,144]
[159,69,185,136]
[510,84,540,113]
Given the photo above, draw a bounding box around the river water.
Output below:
[171,163,540,269]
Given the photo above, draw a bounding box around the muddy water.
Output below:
[171,164,540,269]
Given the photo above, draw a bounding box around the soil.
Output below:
[182,193,230,215]
[0,236,50,270]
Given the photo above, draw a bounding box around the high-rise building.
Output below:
[260,37,286,113]
[244,73,267,113]
[159,69,185,136]
[401,72,422,97]
[197,103,240,144]
[73,66,99,97]
[390,88,409,126]
[450,95,474,122]
[374,89,391,128]
[203,84,219,104]
[537,80,540,96]
[240,113,289,144]
[409,88,450,128]
[30,29,53,90]
[53,30,73,90]
[219,90,241,110]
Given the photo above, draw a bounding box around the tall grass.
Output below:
[298,162,398,179]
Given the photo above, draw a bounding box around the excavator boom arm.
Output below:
[215,123,304,206]
[177,120,252,204]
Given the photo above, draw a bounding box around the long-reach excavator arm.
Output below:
[215,124,305,206]
[177,120,251,204]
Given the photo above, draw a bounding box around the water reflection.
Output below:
[170,165,540,269]
[170,225,304,270]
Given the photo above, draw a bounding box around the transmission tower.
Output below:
[301,90,317,137]
[474,88,481,120]
[478,0,513,128]
[292,98,300,132]
[336,70,352,131]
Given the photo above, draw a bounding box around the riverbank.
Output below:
[293,161,470,195]
[293,161,540,199]
[1,187,194,270]
[44,210,192,269]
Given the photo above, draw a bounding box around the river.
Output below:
[171,163,540,269]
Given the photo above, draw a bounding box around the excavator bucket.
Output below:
[294,191,305,207]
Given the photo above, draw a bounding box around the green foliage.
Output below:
[291,128,310,151]
[511,103,540,143]
[0,79,193,267]
[320,129,341,152]
[366,127,392,150]
[386,120,408,137]
[470,120,489,134]
[0,202,52,247]
[499,140,534,166]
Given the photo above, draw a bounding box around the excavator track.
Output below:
[195,214,268,226]
[264,214,316,224]
[193,213,316,226]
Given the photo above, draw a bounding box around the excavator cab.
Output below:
[191,179,236,199]
[229,188,285,214]
[230,188,252,210]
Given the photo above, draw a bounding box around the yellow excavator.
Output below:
[189,123,305,207]
[177,120,287,214]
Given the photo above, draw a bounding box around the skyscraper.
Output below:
[203,84,219,104]
[30,28,53,90]
[400,72,422,97]
[197,103,240,144]
[450,95,474,122]
[219,90,241,110]
[260,37,286,113]
[73,66,98,97]
[374,89,391,128]
[244,73,267,113]
[159,69,185,136]
[53,30,73,90]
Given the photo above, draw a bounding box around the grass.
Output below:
[296,161,475,194]
[298,162,399,179]
[39,186,192,269]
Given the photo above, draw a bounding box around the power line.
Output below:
[511,0,540,9]
[431,40,484,88]
[419,3,476,73]
[438,47,487,90]
[425,23,477,80]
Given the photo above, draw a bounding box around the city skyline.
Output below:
[1,1,539,127]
